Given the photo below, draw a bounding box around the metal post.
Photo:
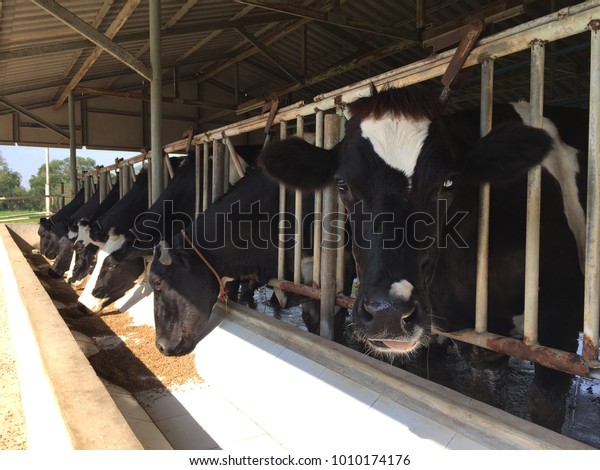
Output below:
[294,115,304,284]
[68,92,77,196]
[203,142,210,210]
[99,170,107,204]
[59,182,65,209]
[212,140,224,202]
[336,115,347,294]
[583,23,600,362]
[475,59,493,333]
[278,121,288,281]
[44,148,50,214]
[84,174,91,203]
[121,163,131,195]
[524,40,545,346]
[150,0,163,203]
[313,110,324,285]
[195,144,201,215]
[223,145,230,194]
[320,113,341,339]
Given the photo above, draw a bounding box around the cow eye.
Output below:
[153,278,163,292]
[442,178,454,189]
[336,178,349,194]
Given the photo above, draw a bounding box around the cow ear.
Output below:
[259,137,339,190]
[459,122,553,184]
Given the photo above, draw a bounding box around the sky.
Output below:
[0,144,140,190]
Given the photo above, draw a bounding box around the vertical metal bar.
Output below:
[45,148,50,214]
[336,115,347,294]
[313,110,324,285]
[59,182,65,209]
[150,0,163,203]
[294,115,305,284]
[475,59,493,334]
[320,113,341,339]
[212,140,224,202]
[195,144,201,215]
[84,174,91,203]
[524,40,545,346]
[223,144,230,193]
[278,121,288,280]
[146,161,152,208]
[583,24,600,362]
[416,0,425,30]
[99,170,107,204]
[121,163,131,195]
[203,142,210,209]
[68,91,77,196]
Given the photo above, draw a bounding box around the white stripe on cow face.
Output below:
[78,232,126,312]
[512,102,586,273]
[389,279,414,301]
[360,114,430,185]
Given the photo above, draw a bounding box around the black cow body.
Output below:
[150,166,320,356]
[260,85,588,428]
[38,188,86,259]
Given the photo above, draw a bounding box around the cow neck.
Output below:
[180,229,227,303]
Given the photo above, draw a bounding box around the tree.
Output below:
[29,156,97,211]
[0,152,33,211]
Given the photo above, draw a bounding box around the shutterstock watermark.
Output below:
[132,199,469,251]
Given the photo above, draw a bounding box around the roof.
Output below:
[0,0,592,150]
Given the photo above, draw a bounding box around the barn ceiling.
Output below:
[0,0,592,150]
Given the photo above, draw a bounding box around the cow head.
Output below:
[260,85,553,357]
[91,239,146,305]
[150,238,219,356]
[67,242,98,285]
[39,217,60,258]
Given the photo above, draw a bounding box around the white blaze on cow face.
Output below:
[360,114,430,185]
[512,102,586,272]
[78,231,126,312]
[76,222,105,248]
[389,279,414,301]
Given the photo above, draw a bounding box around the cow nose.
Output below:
[362,296,415,321]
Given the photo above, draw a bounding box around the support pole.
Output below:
[68,92,77,196]
[320,113,341,339]
[195,144,201,215]
[203,142,210,209]
[278,121,288,281]
[583,23,600,362]
[312,110,324,285]
[99,170,107,204]
[293,115,304,285]
[475,59,493,333]
[524,40,545,346]
[150,0,163,203]
[45,148,50,214]
[212,140,224,201]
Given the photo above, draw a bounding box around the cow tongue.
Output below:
[381,339,416,351]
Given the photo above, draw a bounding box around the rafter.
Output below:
[235,0,417,41]
[0,95,69,139]
[29,0,150,107]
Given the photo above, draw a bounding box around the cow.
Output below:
[77,165,153,312]
[88,145,264,313]
[259,84,588,429]
[148,164,336,356]
[38,187,86,259]
[47,178,121,279]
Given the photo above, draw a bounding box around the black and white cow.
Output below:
[149,165,324,356]
[260,85,587,391]
[38,187,86,259]
[87,145,264,313]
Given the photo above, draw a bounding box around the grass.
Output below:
[0,211,47,224]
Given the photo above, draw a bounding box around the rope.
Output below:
[179,229,228,304]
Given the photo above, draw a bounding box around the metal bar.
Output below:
[0,96,69,139]
[336,115,347,293]
[195,144,201,215]
[475,60,493,333]
[98,170,107,204]
[121,164,131,195]
[150,0,163,203]
[294,115,304,285]
[68,92,77,196]
[320,113,341,339]
[84,174,91,203]
[59,182,65,209]
[312,110,324,286]
[223,144,230,193]
[212,140,224,201]
[164,154,175,180]
[431,327,594,378]
[203,142,210,209]
[278,121,288,281]
[524,40,545,346]
[45,149,50,214]
[224,137,246,179]
[583,22,600,362]
[269,279,355,310]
